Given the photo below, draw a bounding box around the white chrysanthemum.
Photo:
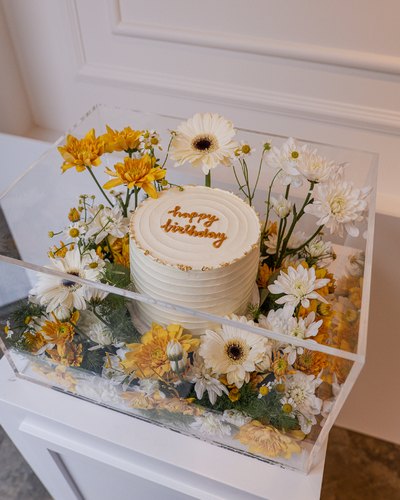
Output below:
[305,239,332,258]
[348,251,365,277]
[264,230,308,255]
[270,195,292,218]
[304,171,372,237]
[264,137,308,187]
[32,247,103,313]
[85,205,129,244]
[268,266,330,316]
[87,323,113,350]
[76,376,121,405]
[222,409,252,427]
[281,254,305,269]
[199,315,267,389]
[169,113,238,175]
[283,312,322,365]
[284,371,323,434]
[186,352,229,404]
[258,308,289,348]
[295,151,342,183]
[192,412,232,437]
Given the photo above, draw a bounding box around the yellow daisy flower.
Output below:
[120,323,199,379]
[58,129,105,173]
[103,154,166,198]
[102,125,143,153]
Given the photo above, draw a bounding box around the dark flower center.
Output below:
[227,343,243,361]
[62,271,80,288]
[193,137,212,151]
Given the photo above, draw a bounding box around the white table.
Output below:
[0,357,327,500]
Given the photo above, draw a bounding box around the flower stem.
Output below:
[85,166,114,207]
[205,172,211,187]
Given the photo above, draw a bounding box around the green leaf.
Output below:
[259,288,270,306]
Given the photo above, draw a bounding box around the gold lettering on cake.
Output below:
[161,205,227,248]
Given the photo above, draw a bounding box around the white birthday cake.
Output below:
[129,185,261,334]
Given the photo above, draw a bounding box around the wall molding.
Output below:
[77,62,400,136]
[109,0,400,76]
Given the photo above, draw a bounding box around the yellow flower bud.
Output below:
[68,207,80,222]
[160,179,168,186]
[263,142,271,151]
[48,231,54,238]
[78,206,83,212]
[98,204,104,210]
[25,316,32,325]
[5,325,9,335]
[259,386,269,396]
[88,262,98,269]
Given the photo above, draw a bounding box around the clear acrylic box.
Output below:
[0,104,378,474]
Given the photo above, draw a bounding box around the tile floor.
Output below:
[0,421,399,499]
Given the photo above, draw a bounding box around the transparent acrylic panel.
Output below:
[0,105,377,473]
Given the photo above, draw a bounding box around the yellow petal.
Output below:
[142,182,158,199]
[103,178,124,190]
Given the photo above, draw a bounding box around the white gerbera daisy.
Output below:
[186,352,229,404]
[304,171,372,237]
[32,247,103,313]
[85,205,129,244]
[268,266,330,316]
[199,315,267,389]
[284,371,323,434]
[264,137,308,188]
[169,113,238,175]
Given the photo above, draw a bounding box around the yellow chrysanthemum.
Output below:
[153,395,204,417]
[24,331,48,354]
[328,356,353,385]
[109,235,130,268]
[294,348,329,378]
[58,129,105,173]
[47,343,83,367]
[270,350,295,382]
[120,323,200,379]
[257,263,277,288]
[102,125,143,153]
[103,154,166,198]
[233,420,304,459]
[31,363,77,391]
[119,391,157,410]
[39,312,78,346]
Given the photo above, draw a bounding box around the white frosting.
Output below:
[129,186,261,334]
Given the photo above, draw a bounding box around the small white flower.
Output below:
[85,205,129,244]
[304,170,372,237]
[270,195,292,218]
[268,265,330,316]
[170,351,188,374]
[192,412,232,437]
[233,140,255,160]
[76,376,121,404]
[305,239,332,258]
[222,409,252,427]
[62,221,87,242]
[5,320,14,339]
[186,352,229,404]
[138,378,166,398]
[284,371,323,434]
[87,323,113,350]
[264,137,308,187]
[140,130,163,151]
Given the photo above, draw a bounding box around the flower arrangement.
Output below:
[2,112,372,467]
